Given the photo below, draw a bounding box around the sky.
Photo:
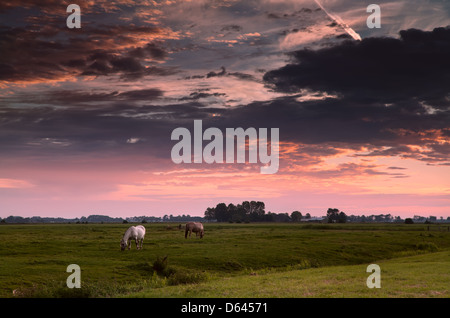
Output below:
[0,0,449,218]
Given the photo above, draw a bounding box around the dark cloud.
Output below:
[206,66,227,78]
[128,42,168,60]
[1,88,164,106]
[0,104,176,159]
[82,56,145,79]
[1,91,448,165]
[335,33,352,39]
[185,67,257,82]
[267,7,318,20]
[81,53,176,80]
[264,27,450,105]
[0,21,174,82]
[220,25,242,32]
[228,72,257,81]
[267,13,281,19]
[258,27,450,164]
[178,92,226,101]
[117,88,164,101]
[203,95,449,164]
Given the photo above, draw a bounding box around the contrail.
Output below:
[314,0,362,41]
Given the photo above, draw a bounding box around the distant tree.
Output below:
[227,203,237,213]
[231,213,243,223]
[273,212,291,222]
[215,203,229,222]
[227,203,238,221]
[291,211,302,222]
[327,208,340,223]
[405,218,414,224]
[204,207,215,220]
[235,204,249,222]
[204,201,269,222]
[338,211,347,223]
[253,201,265,217]
[374,214,383,222]
[248,201,266,221]
[305,213,311,219]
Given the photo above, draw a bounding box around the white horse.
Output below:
[120,225,146,251]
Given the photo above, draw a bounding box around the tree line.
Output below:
[2,207,446,224]
[204,201,314,223]
[204,203,448,224]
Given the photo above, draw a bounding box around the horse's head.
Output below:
[200,230,204,238]
[120,239,127,251]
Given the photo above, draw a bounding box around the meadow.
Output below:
[0,223,448,298]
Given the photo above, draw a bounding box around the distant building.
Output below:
[300,216,325,223]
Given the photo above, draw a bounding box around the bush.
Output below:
[130,262,153,273]
[152,256,168,274]
[405,218,414,224]
[151,256,208,286]
[415,242,438,252]
[167,270,208,286]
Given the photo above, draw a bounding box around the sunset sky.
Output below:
[0,0,449,218]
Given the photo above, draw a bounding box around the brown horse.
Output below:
[185,222,204,239]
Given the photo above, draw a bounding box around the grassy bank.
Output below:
[125,250,450,298]
[0,223,448,297]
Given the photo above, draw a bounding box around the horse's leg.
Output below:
[140,238,144,249]
[185,229,188,239]
[127,239,131,250]
[135,238,139,249]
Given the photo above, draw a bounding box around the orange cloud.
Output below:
[0,178,34,189]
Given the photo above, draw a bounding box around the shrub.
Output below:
[130,262,153,273]
[152,256,168,274]
[167,270,208,286]
[415,242,438,252]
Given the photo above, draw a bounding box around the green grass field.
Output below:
[0,223,448,298]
